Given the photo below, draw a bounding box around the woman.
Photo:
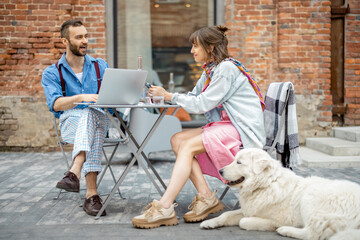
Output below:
[132,26,266,229]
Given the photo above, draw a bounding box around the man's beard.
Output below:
[69,40,87,56]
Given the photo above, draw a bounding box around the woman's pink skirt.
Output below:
[197,119,242,183]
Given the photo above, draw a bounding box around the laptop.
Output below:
[85,68,148,105]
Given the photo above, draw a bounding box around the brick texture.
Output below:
[0,0,359,150]
[0,0,106,150]
[0,0,106,98]
[227,0,330,121]
[226,0,359,134]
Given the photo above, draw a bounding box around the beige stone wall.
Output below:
[0,94,325,151]
[296,95,330,144]
[0,96,56,151]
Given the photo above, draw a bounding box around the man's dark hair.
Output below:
[60,19,84,39]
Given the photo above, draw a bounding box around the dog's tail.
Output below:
[329,229,360,240]
[330,210,360,240]
[308,214,359,240]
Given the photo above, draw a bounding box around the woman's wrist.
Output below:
[164,92,173,102]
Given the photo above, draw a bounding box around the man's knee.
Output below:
[83,108,109,128]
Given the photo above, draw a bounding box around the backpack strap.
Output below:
[56,60,102,96]
[56,61,66,96]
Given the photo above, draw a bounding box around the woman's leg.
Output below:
[160,128,211,208]
[170,129,200,157]
[189,158,212,197]
[171,129,212,197]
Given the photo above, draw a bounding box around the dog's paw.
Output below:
[276,226,294,237]
[200,219,219,229]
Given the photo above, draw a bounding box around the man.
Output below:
[42,20,109,216]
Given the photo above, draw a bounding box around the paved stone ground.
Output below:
[0,150,360,240]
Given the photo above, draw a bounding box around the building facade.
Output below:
[0,0,359,151]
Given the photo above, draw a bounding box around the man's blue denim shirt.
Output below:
[41,53,108,118]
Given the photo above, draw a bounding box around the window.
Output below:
[150,0,214,92]
[105,0,224,120]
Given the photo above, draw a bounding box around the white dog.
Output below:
[200,148,360,240]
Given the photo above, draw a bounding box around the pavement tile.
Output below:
[0,151,359,239]
[0,200,12,209]
[0,193,23,200]
[15,187,53,202]
[0,200,36,213]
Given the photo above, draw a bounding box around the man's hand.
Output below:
[53,94,98,112]
[80,94,98,103]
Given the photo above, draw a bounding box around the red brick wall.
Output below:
[345,0,360,125]
[226,0,277,90]
[0,0,107,150]
[226,0,333,129]
[0,0,359,150]
[0,0,107,97]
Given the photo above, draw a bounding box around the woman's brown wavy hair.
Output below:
[189,25,230,65]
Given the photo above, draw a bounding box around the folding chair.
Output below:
[218,82,299,204]
[52,116,82,202]
[52,115,125,201]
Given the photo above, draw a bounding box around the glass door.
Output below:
[150,0,214,92]
[108,0,216,121]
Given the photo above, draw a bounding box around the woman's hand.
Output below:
[149,86,173,102]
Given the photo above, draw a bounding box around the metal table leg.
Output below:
[114,109,168,191]
[95,108,170,219]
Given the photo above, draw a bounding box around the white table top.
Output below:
[75,102,180,109]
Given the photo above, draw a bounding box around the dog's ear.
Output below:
[253,158,270,174]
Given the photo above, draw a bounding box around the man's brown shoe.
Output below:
[56,171,80,192]
[83,195,106,216]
